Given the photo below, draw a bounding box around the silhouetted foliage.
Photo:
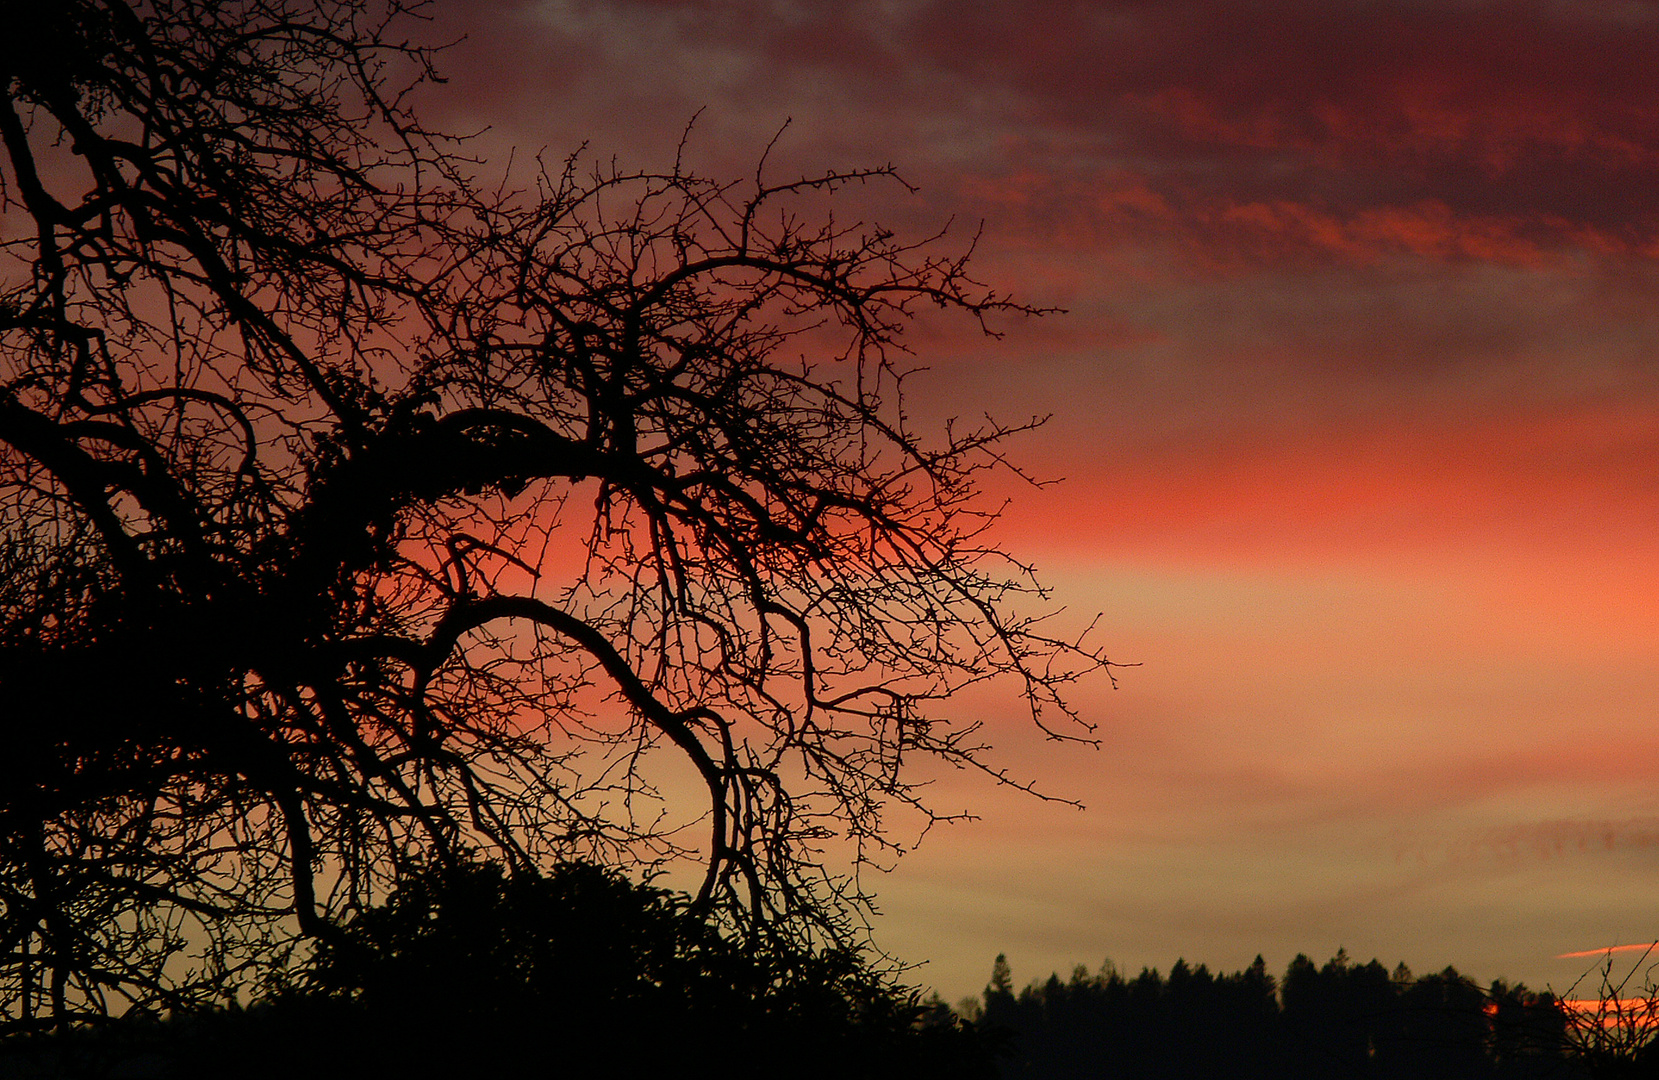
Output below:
[295,860,998,1079]
[0,0,1112,1030]
[0,860,997,1078]
[979,951,1591,1080]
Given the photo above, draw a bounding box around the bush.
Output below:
[0,861,995,1079]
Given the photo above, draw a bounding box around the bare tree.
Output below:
[0,0,1112,1031]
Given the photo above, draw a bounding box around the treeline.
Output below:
[973,951,1602,1080]
[0,862,994,1080]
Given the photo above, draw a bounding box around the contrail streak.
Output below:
[1557,943,1659,959]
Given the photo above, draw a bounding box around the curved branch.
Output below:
[426,595,733,906]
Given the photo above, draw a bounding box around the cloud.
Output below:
[1462,819,1659,865]
[1559,942,1659,960]
[429,1,1659,270]
[934,0,1659,263]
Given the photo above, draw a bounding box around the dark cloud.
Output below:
[448,0,1659,262]
[937,0,1659,261]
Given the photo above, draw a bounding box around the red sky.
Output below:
[433,0,1659,1000]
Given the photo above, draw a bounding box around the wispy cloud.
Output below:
[1559,943,1659,960]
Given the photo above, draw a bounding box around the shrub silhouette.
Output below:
[252,862,991,1078]
[0,860,995,1077]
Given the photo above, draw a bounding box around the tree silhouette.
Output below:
[0,0,1111,1031]
[265,859,996,1079]
[978,951,1582,1080]
[0,860,998,1078]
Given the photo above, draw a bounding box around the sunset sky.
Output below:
[431,0,1659,1000]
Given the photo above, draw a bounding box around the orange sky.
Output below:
[432,0,1659,1000]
